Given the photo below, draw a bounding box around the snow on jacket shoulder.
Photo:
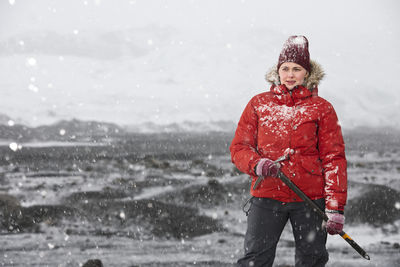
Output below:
[230,60,347,211]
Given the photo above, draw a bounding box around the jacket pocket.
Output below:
[300,158,323,175]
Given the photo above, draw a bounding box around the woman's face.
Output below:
[278,62,308,90]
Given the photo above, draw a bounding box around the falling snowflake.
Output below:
[9,142,20,151]
[26,57,37,67]
[306,230,316,242]
[59,129,66,136]
[7,120,14,126]
[28,84,39,92]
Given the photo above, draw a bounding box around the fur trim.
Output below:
[265,60,325,89]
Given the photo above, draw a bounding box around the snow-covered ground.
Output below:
[0,134,399,266]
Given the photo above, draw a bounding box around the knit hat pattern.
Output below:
[277,35,311,72]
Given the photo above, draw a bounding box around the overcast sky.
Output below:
[1,0,398,36]
[0,0,399,128]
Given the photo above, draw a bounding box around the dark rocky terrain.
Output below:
[0,121,400,266]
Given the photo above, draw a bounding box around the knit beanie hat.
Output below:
[277,35,311,72]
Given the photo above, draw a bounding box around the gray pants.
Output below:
[238,197,329,267]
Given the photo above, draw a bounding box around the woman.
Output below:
[230,36,347,267]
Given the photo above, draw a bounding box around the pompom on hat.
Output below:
[277,35,311,73]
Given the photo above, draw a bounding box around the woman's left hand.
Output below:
[326,213,345,235]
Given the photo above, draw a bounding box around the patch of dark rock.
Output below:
[79,199,223,239]
[143,156,171,169]
[130,262,236,267]
[64,189,128,204]
[346,184,400,225]
[133,176,186,189]
[25,171,81,178]
[82,259,104,267]
[160,179,249,208]
[191,160,226,177]
[142,157,195,174]
[0,194,20,209]
[0,194,20,231]
[192,159,206,165]
[1,204,77,232]
[111,177,147,192]
[278,238,295,248]
[285,240,296,248]
[205,169,226,177]
[0,173,7,185]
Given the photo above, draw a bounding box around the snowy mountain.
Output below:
[0,117,238,143]
[0,113,13,125]
[1,115,399,146]
[0,118,124,142]
[126,120,237,133]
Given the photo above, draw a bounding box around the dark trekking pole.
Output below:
[276,170,371,260]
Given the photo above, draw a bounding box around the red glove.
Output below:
[326,212,345,235]
[256,158,280,177]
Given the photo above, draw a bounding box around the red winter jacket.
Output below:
[230,61,347,211]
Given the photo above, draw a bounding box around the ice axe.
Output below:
[275,170,371,260]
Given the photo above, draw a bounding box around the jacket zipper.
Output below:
[287,91,296,201]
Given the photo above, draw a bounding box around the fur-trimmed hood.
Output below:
[265,60,325,90]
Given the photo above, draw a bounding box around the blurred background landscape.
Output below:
[0,120,399,266]
[1,0,399,266]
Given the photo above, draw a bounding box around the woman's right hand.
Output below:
[256,158,280,177]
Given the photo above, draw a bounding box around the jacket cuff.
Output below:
[325,209,344,215]
[325,195,345,212]
[250,158,262,176]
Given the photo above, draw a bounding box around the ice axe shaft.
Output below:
[276,170,370,260]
